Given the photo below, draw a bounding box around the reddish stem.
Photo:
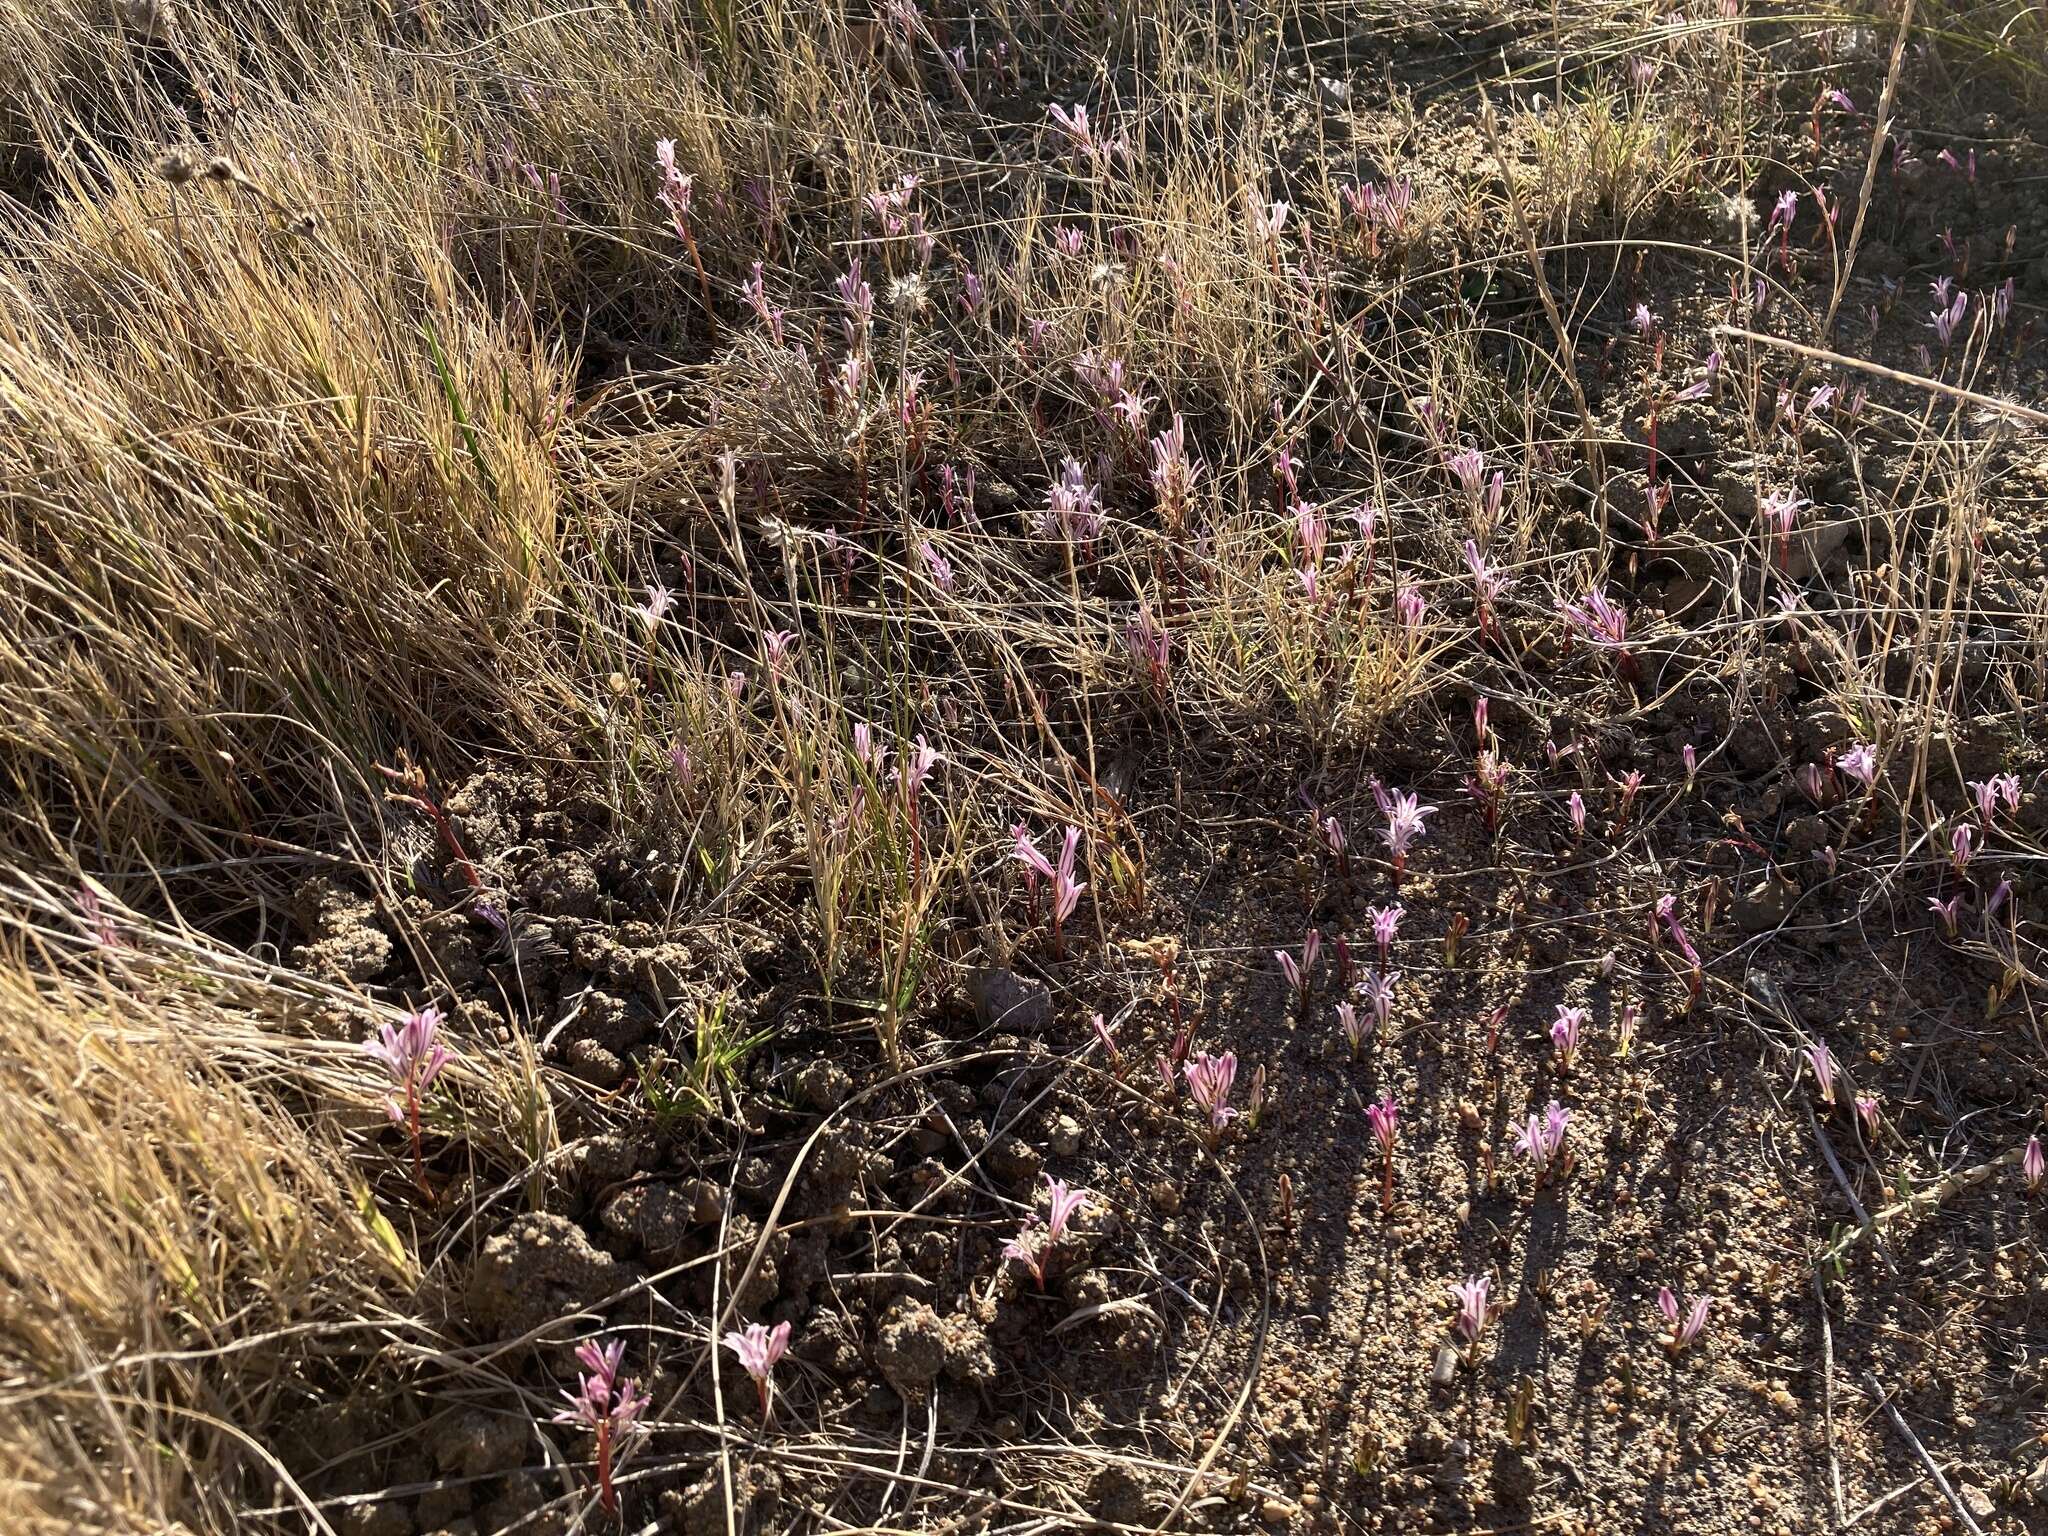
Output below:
[679,223,718,339]
[596,1421,616,1517]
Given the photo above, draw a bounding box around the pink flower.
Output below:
[1275,947,1303,995]
[1969,774,2021,827]
[1123,604,1171,688]
[722,1320,792,1419]
[1451,1275,1491,1343]
[558,1334,651,1513]
[1674,349,1722,401]
[1039,458,1103,548]
[1806,1040,1836,1104]
[1089,1011,1120,1063]
[897,736,943,797]
[1149,414,1200,510]
[1567,790,1587,838]
[2025,1135,2044,1193]
[1761,487,1808,545]
[1319,814,1347,856]
[1010,824,1054,892]
[1184,1051,1238,1131]
[363,1007,452,1123]
[1550,1005,1587,1069]
[1394,583,1427,632]
[1467,750,1511,832]
[1837,742,1879,788]
[1051,826,1087,926]
[557,1337,652,1434]
[1559,586,1629,647]
[918,539,955,593]
[1367,1094,1399,1154]
[1367,1094,1399,1210]
[1928,892,1962,937]
[1656,1288,1710,1353]
[1002,1227,1048,1287]
[1246,192,1290,245]
[1367,904,1403,965]
[1950,822,1975,873]
[1654,893,1702,973]
[76,884,124,949]
[653,140,693,219]
[1361,967,1398,1035]
[1515,1101,1571,1180]
[1336,1002,1369,1059]
[1855,1094,1881,1139]
[1044,1174,1091,1239]
[1381,791,1436,876]
[1463,540,1509,613]
[852,724,888,778]
[1294,501,1329,567]
[638,582,674,630]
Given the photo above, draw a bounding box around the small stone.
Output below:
[1733,877,1795,933]
[1261,1498,1297,1523]
[968,967,1051,1033]
[1048,1113,1085,1156]
[1430,1343,1460,1387]
[1959,1485,1995,1521]
[1151,1181,1181,1213]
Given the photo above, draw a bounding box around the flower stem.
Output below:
[407,1081,428,1196]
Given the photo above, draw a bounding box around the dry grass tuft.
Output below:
[0,956,412,1534]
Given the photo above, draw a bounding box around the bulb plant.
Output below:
[1003,1174,1092,1290]
[1655,1288,1710,1357]
[557,1337,652,1516]
[1184,1051,1239,1145]
[1367,1094,1399,1212]
[363,1007,452,1194]
[1450,1274,1493,1363]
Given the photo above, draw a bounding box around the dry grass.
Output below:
[0,0,2042,1528]
[0,952,404,1533]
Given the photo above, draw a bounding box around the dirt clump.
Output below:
[467,1213,633,1338]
